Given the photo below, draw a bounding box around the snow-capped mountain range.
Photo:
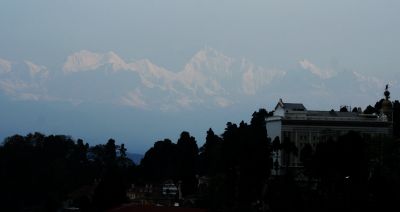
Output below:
[0,47,397,111]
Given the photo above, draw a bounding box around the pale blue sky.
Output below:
[2,0,399,72]
[0,1,399,152]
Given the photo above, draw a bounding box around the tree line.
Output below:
[0,134,134,211]
[0,100,399,211]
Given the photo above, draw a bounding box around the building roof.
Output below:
[307,110,359,117]
[285,110,379,120]
[271,99,387,123]
[275,99,306,111]
[283,103,306,111]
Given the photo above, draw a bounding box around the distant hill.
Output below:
[127,152,144,165]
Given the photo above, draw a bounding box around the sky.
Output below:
[1,0,399,153]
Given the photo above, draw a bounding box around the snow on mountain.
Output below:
[58,48,287,109]
[63,50,105,73]
[0,59,50,101]
[299,59,336,79]
[0,48,396,111]
[0,58,12,74]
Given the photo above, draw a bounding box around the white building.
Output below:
[267,98,392,175]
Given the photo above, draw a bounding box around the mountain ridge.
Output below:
[0,47,397,111]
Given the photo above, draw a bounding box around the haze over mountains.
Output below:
[0,47,398,152]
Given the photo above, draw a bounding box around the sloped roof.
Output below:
[275,99,306,111]
[282,103,306,111]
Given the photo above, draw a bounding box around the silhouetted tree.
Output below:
[116,143,134,168]
[364,105,376,114]
[369,136,400,211]
[340,106,349,112]
[301,131,370,211]
[140,139,180,182]
[205,109,272,211]
[91,139,132,211]
[0,133,139,211]
[374,99,384,112]
[199,128,222,176]
[92,165,128,211]
[0,133,109,211]
[104,139,117,167]
[176,131,199,196]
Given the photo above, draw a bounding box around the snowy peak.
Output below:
[299,59,336,79]
[63,50,130,73]
[106,51,129,71]
[0,60,51,101]
[63,50,105,73]
[185,47,235,77]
